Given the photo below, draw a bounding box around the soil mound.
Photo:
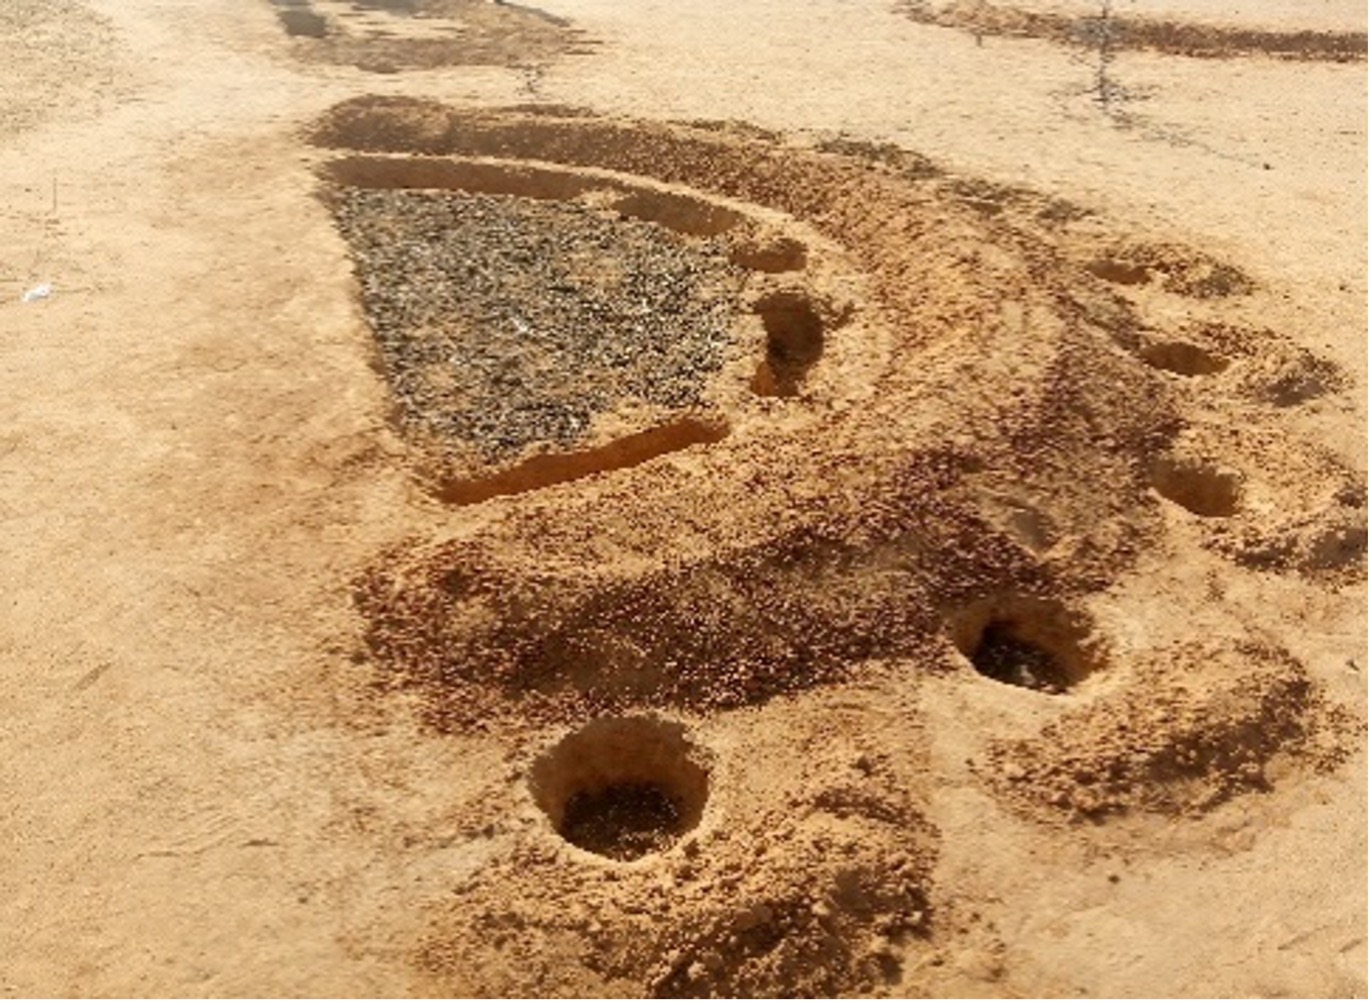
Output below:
[983,639,1355,819]
[898,0,1368,62]
[312,100,1361,995]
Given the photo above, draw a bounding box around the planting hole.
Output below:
[1150,456,1241,517]
[969,624,1072,693]
[530,716,709,861]
[751,291,825,397]
[1141,341,1228,376]
[562,785,682,861]
[950,597,1097,694]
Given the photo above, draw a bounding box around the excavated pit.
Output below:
[750,291,827,397]
[529,716,710,861]
[329,184,747,490]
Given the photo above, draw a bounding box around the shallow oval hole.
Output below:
[529,716,709,861]
[1140,340,1229,376]
[1087,258,1150,286]
[1149,456,1241,517]
[610,190,742,237]
[750,291,825,397]
[949,597,1098,694]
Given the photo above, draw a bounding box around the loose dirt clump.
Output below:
[983,640,1355,819]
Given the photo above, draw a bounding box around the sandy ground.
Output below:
[0,0,1366,997]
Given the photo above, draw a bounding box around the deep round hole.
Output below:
[561,783,683,860]
[1149,456,1241,517]
[949,597,1098,694]
[751,291,825,397]
[529,716,709,861]
[969,622,1073,694]
[1140,340,1229,376]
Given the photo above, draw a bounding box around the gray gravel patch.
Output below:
[335,189,746,458]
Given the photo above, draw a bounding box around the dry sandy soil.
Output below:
[1,0,1367,997]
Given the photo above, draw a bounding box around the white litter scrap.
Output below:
[20,282,53,303]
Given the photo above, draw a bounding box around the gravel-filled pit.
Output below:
[333,188,747,459]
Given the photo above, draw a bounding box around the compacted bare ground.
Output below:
[0,0,1365,998]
